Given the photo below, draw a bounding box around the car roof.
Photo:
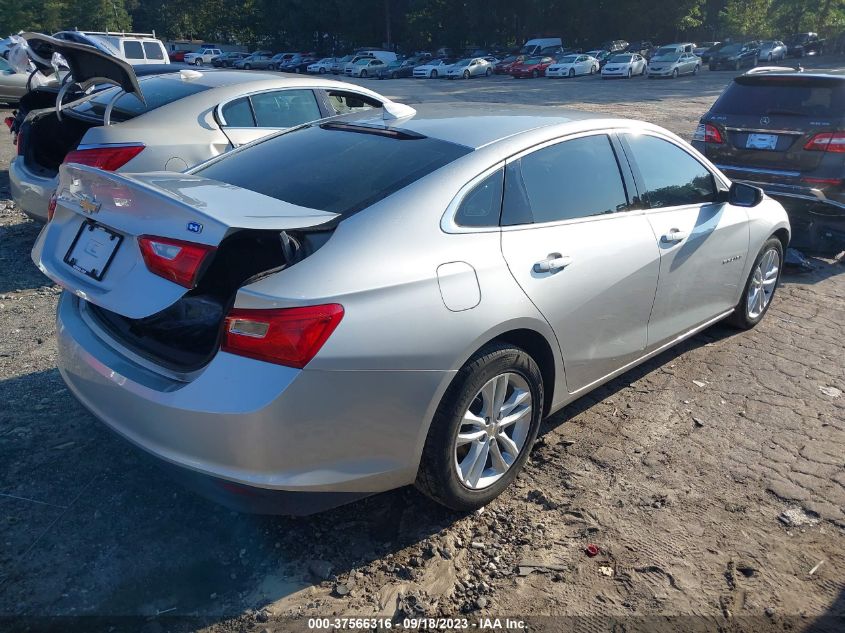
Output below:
[335,103,627,149]
[740,71,845,81]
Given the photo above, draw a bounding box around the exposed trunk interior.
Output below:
[22,110,99,177]
[88,228,333,372]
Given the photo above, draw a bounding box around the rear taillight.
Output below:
[137,236,216,288]
[804,132,845,153]
[47,192,58,222]
[222,304,344,368]
[63,145,145,171]
[693,123,723,144]
[4,117,13,131]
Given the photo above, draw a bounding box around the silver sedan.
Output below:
[32,104,790,515]
[10,36,402,222]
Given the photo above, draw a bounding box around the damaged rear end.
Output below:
[33,164,339,373]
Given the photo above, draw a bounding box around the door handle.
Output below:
[533,253,573,273]
[661,229,688,243]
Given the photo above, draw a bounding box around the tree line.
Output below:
[2,0,844,53]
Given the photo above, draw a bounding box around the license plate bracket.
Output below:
[64,221,123,282]
[746,133,779,150]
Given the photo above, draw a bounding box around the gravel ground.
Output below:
[0,62,843,633]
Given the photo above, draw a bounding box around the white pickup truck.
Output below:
[184,47,222,66]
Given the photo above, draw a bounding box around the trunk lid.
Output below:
[702,74,845,175]
[32,164,338,319]
[22,32,144,100]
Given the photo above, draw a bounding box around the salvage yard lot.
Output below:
[1,64,843,632]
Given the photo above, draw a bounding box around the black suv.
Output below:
[786,33,824,57]
[708,41,760,70]
[692,71,845,212]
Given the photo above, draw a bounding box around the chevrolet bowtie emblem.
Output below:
[79,195,101,215]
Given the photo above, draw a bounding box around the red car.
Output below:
[494,54,525,74]
[509,56,554,78]
[168,50,191,63]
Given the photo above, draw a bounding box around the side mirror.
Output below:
[727,182,764,207]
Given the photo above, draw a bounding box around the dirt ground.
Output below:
[0,62,843,633]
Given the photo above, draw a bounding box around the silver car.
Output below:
[10,36,402,222]
[0,55,32,103]
[32,104,790,515]
[758,40,787,62]
[647,52,701,78]
[445,57,493,79]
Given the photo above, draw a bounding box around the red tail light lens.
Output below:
[64,145,145,171]
[222,304,344,368]
[47,192,58,222]
[693,123,723,144]
[4,117,13,130]
[804,132,845,153]
[137,236,216,288]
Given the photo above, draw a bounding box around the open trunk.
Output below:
[87,227,332,371]
[33,165,339,372]
[20,109,100,177]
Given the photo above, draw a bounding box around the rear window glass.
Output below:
[143,42,164,60]
[712,77,845,118]
[195,123,472,217]
[70,77,213,122]
[123,41,144,59]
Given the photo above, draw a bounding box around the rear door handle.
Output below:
[661,229,688,243]
[533,253,573,273]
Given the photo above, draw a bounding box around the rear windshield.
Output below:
[711,77,845,118]
[194,123,473,217]
[70,76,212,122]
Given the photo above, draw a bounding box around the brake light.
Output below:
[222,304,344,368]
[47,192,58,222]
[804,132,845,153]
[693,123,723,144]
[137,236,216,288]
[4,117,13,130]
[63,145,145,171]
[801,176,842,186]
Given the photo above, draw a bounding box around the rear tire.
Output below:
[485,67,492,76]
[244,63,251,70]
[728,237,783,329]
[415,343,544,512]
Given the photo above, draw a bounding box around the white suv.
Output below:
[184,47,222,66]
[53,31,169,65]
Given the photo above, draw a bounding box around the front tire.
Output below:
[415,343,544,511]
[431,70,438,78]
[319,67,326,74]
[531,69,539,78]
[568,68,575,78]
[360,69,368,78]
[243,63,251,70]
[728,237,783,329]
[672,68,678,78]
[628,68,633,78]
[485,67,492,76]
[194,58,203,66]
[463,70,470,79]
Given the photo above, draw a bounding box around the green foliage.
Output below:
[1,0,844,51]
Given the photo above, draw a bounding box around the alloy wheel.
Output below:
[454,372,533,490]
[747,248,780,319]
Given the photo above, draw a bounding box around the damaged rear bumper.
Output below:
[9,156,56,222]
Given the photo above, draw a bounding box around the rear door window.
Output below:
[326,90,382,115]
[143,42,164,60]
[455,169,504,227]
[123,41,144,60]
[251,90,321,128]
[623,134,715,208]
[221,97,255,127]
[502,134,630,225]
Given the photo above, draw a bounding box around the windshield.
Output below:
[70,76,212,123]
[454,59,471,67]
[559,55,578,63]
[655,48,677,56]
[610,54,632,63]
[653,54,680,62]
[195,123,473,217]
[354,58,370,65]
[712,77,845,118]
[720,44,742,54]
[501,55,517,63]
[524,57,543,64]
